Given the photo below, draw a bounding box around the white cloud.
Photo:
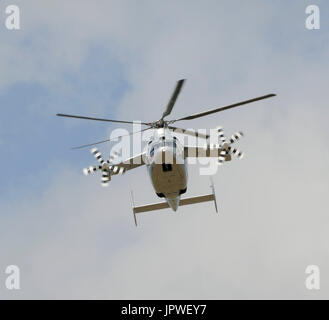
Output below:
[1,0,329,299]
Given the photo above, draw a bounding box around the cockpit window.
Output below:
[162,163,172,172]
[164,141,177,148]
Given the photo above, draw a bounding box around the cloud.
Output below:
[0,0,329,299]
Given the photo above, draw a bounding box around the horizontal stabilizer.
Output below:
[134,201,170,214]
[130,179,218,226]
[133,193,217,215]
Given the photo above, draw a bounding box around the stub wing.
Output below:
[184,145,231,161]
[111,152,146,175]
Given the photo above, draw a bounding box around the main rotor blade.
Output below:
[168,126,209,139]
[57,113,150,126]
[172,93,276,122]
[161,79,186,120]
[71,127,152,150]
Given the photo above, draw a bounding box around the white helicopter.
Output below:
[57,80,275,225]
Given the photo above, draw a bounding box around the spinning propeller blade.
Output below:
[218,150,228,165]
[82,148,126,186]
[217,127,227,144]
[171,94,276,122]
[215,126,245,164]
[57,113,150,125]
[83,165,102,175]
[229,131,244,144]
[101,171,111,187]
[228,146,244,159]
[71,127,152,150]
[161,79,185,120]
[91,148,105,164]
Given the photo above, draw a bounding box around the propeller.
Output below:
[170,94,276,122]
[161,79,185,120]
[83,148,124,187]
[56,79,185,128]
[71,127,152,150]
[56,113,151,126]
[215,126,244,165]
[57,79,276,149]
[218,150,228,165]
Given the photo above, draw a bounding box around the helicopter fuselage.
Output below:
[144,128,187,211]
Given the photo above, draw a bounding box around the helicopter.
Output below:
[57,79,275,225]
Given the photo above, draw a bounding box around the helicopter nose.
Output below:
[167,197,180,212]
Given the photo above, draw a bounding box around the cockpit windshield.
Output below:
[148,137,179,158]
[163,140,177,148]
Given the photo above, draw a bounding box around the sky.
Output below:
[0,0,328,299]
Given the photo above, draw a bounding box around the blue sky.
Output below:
[0,45,129,202]
[0,0,329,299]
